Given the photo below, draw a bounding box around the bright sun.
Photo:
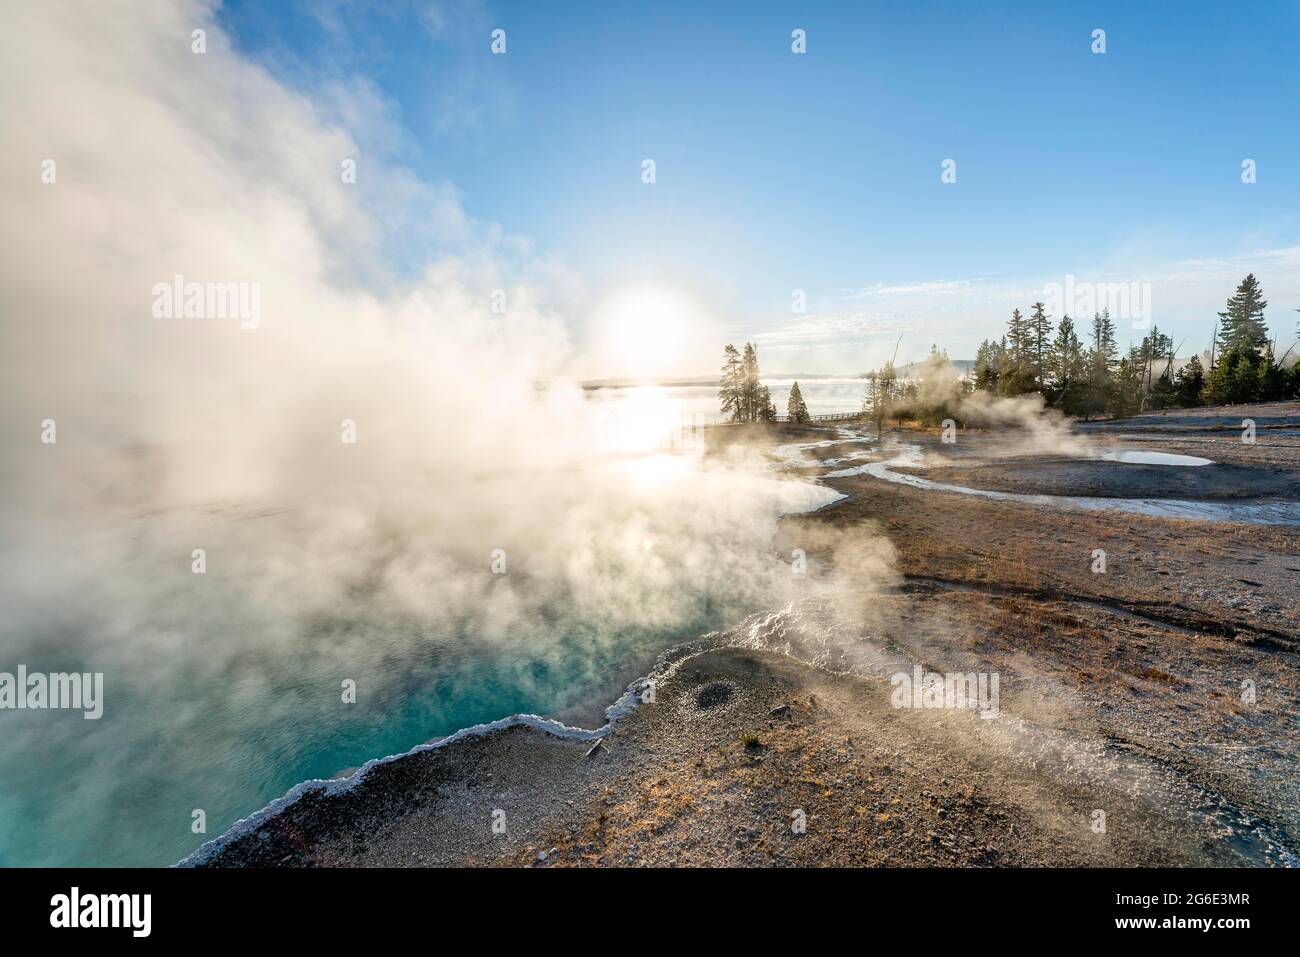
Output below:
[595,286,694,377]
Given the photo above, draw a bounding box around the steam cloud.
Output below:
[0,1,848,865]
[910,353,1094,456]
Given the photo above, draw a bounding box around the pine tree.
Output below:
[1090,309,1118,369]
[879,360,897,412]
[1256,343,1290,401]
[1205,347,1262,405]
[860,371,881,431]
[994,335,1011,391]
[1216,273,1269,354]
[973,339,999,391]
[1135,325,1173,408]
[718,344,742,421]
[1086,310,1117,417]
[1004,309,1029,392]
[1109,357,1143,417]
[1028,301,1052,390]
[786,380,810,424]
[1049,315,1084,412]
[1173,354,1205,407]
[1150,368,1177,410]
[862,361,898,434]
[722,342,775,422]
[741,342,760,421]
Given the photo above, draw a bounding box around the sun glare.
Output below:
[595,286,693,377]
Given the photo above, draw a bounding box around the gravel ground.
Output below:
[190,402,1300,868]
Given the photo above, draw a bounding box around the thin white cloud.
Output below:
[745,248,1300,371]
[847,280,972,299]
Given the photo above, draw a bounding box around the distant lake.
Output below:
[584,378,867,428]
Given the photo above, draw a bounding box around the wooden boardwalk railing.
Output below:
[695,410,865,429]
[775,411,866,423]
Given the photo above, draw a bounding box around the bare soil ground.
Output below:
[194,402,1300,868]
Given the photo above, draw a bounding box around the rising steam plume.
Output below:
[0,1,858,865]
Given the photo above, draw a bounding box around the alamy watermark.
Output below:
[890,666,999,719]
[152,274,260,330]
[0,666,103,719]
[1043,275,1151,330]
[50,887,150,937]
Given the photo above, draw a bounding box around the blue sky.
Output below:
[217,0,1300,374]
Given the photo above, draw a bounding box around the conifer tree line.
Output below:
[861,344,965,430]
[718,342,777,422]
[972,274,1298,417]
[722,275,1295,429]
